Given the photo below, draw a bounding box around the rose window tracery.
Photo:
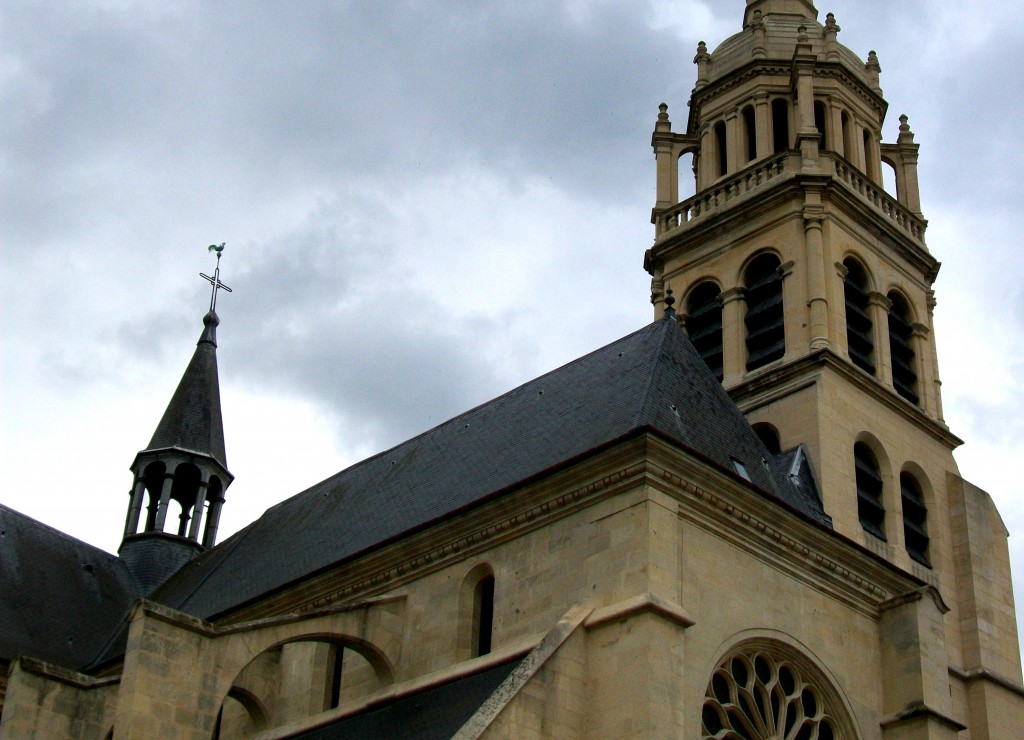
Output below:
[702,649,840,739]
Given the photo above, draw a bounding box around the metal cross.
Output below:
[200,243,233,312]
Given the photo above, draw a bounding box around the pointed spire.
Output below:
[120,247,235,586]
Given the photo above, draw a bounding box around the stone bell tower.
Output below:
[644,5,1024,735]
[645,0,948,553]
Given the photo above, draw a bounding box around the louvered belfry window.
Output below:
[901,473,930,567]
[687,282,723,381]
[855,442,885,539]
[887,292,919,405]
[843,259,874,375]
[744,254,785,371]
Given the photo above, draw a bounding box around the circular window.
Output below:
[702,648,840,739]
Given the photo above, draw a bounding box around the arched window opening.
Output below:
[855,443,885,539]
[753,423,781,455]
[328,644,344,709]
[901,473,930,567]
[142,461,166,532]
[814,101,827,149]
[742,105,757,162]
[843,259,874,375]
[887,292,919,405]
[702,647,841,739]
[473,574,495,657]
[744,254,785,371]
[170,463,201,537]
[880,159,897,198]
[862,128,872,168]
[714,121,728,177]
[678,151,697,202]
[772,99,790,153]
[687,282,723,381]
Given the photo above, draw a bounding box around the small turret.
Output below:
[119,247,234,592]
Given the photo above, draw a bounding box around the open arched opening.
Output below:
[752,422,781,455]
[678,150,697,202]
[169,462,201,536]
[458,563,497,660]
[887,291,919,405]
[843,257,874,375]
[814,101,827,150]
[141,461,166,532]
[855,442,885,540]
[686,281,723,381]
[743,253,785,371]
[900,471,930,567]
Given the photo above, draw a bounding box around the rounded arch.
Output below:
[259,632,395,684]
[854,433,894,541]
[742,252,786,372]
[678,146,699,202]
[752,422,781,455]
[772,98,792,153]
[842,255,876,376]
[735,248,785,285]
[885,289,920,405]
[685,280,724,382]
[701,632,861,740]
[841,253,875,292]
[459,562,496,659]
[885,286,918,323]
[898,463,932,568]
[219,685,270,734]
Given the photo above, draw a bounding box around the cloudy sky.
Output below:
[2,0,1023,648]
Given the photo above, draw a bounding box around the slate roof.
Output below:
[0,505,140,669]
[151,316,830,622]
[143,310,227,466]
[293,658,522,739]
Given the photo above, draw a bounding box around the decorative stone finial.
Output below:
[658,103,669,122]
[798,25,809,43]
[824,12,840,33]
[663,287,676,317]
[694,41,711,88]
[751,10,767,58]
[865,50,881,89]
[897,114,916,144]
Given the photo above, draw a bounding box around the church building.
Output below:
[2,1,1022,737]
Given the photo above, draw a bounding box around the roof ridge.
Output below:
[263,321,668,512]
[633,317,675,429]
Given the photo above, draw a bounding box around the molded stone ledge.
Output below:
[584,593,695,630]
[8,656,119,690]
[878,702,967,733]
[949,665,1024,700]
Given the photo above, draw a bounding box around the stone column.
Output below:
[153,472,174,531]
[754,94,771,160]
[697,124,713,190]
[912,322,938,418]
[187,476,210,541]
[829,103,845,158]
[725,109,740,175]
[803,210,830,350]
[720,287,746,385]
[124,478,147,537]
[865,129,883,185]
[653,104,675,209]
[868,292,893,387]
[203,498,224,549]
[926,291,945,423]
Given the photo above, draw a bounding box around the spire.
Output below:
[119,247,235,591]
[144,309,227,466]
